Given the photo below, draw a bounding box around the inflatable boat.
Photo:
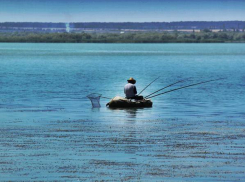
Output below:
[106,96,153,108]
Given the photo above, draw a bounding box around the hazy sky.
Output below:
[0,0,244,22]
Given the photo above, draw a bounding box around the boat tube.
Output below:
[106,96,152,108]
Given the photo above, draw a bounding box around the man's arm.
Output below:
[134,86,137,94]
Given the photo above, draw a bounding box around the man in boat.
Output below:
[124,77,143,100]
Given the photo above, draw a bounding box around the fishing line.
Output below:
[147,78,225,99]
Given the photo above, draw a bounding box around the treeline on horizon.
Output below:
[1,21,245,29]
[0,31,245,43]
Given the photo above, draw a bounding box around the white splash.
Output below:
[66,23,70,33]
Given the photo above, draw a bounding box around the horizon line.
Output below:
[1,20,245,24]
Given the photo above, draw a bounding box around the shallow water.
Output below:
[0,43,245,181]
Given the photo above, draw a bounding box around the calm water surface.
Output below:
[0,43,245,181]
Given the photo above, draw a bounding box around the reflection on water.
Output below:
[108,108,142,118]
[125,108,138,118]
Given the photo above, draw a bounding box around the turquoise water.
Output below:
[0,43,245,181]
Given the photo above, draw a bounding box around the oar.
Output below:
[138,76,160,95]
[145,78,188,99]
[147,78,225,99]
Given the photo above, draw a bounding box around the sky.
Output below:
[0,0,244,22]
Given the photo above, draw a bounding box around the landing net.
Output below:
[87,93,102,108]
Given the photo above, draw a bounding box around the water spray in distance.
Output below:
[66,23,70,33]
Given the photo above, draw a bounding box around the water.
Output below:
[0,43,245,181]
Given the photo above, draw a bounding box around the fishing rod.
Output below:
[87,93,111,99]
[147,78,225,99]
[145,78,189,99]
[101,96,111,99]
[138,76,160,95]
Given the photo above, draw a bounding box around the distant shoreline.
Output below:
[0,31,244,43]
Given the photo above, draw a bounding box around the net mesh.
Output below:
[87,93,102,108]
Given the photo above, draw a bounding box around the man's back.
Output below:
[124,83,137,98]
